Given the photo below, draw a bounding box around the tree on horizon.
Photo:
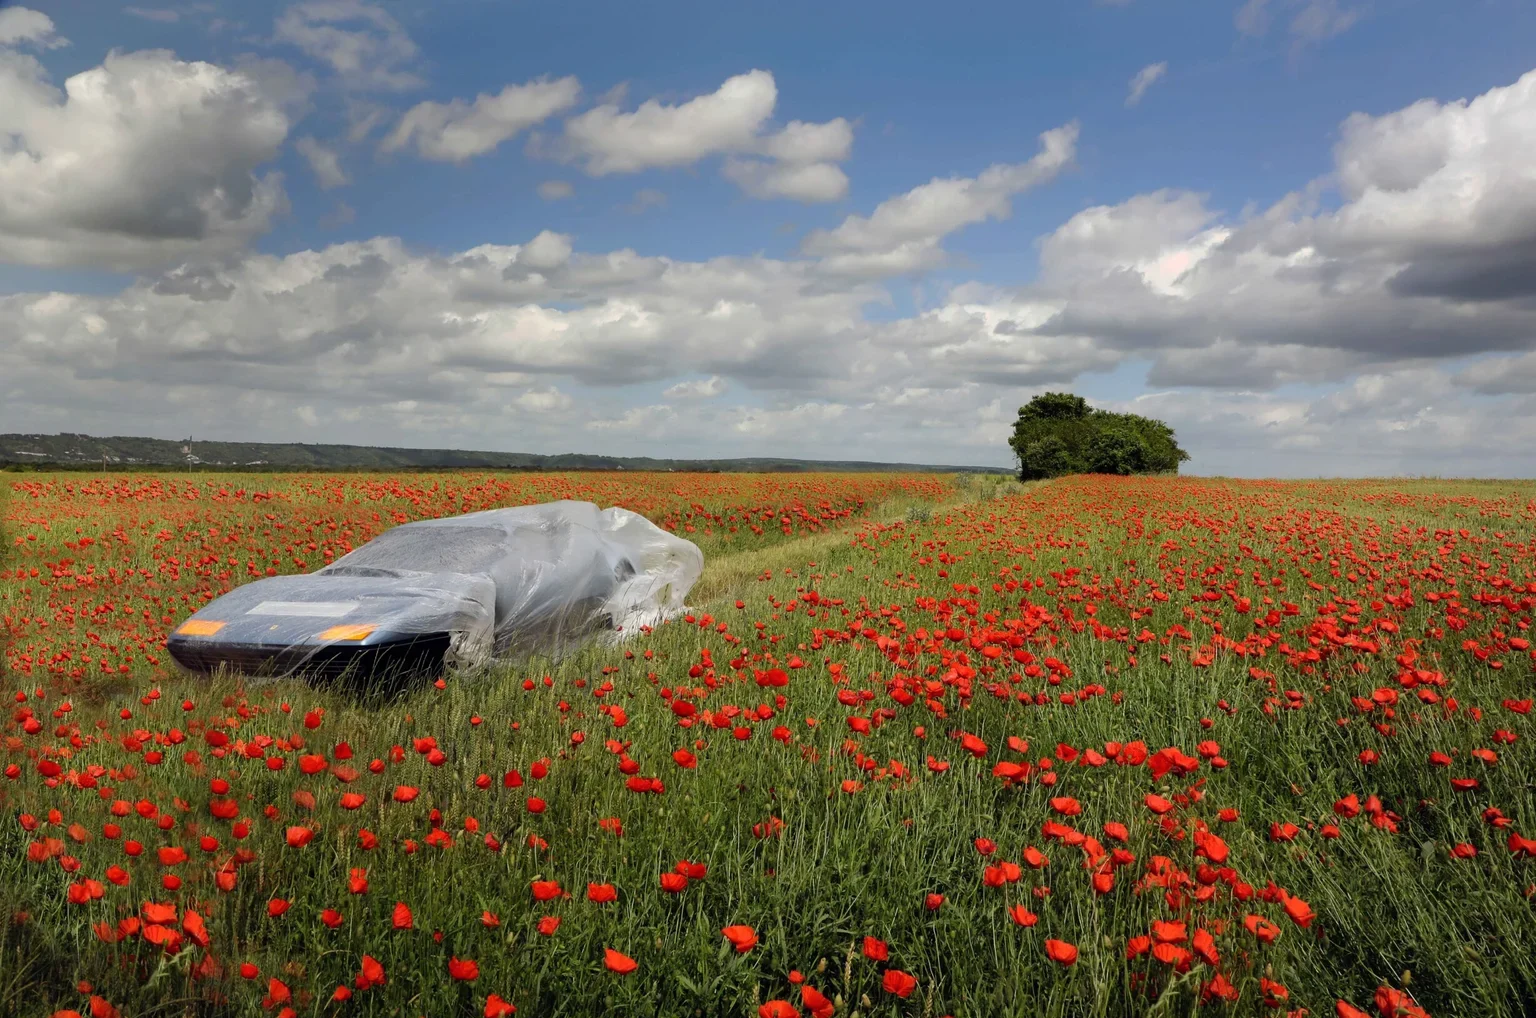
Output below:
[1009,392,1189,480]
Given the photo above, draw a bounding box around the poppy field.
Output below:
[2,470,1535,1018]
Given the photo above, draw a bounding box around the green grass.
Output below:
[3,474,1535,1017]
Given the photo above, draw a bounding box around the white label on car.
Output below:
[246,601,359,618]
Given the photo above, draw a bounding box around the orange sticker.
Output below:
[319,624,376,641]
[177,620,225,637]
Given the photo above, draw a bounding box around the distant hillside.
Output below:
[0,432,1012,475]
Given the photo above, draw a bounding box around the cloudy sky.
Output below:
[2,0,1535,475]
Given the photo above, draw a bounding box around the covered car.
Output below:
[165,500,703,681]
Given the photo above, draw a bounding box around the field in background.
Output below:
[2,472,1535,1017]
[0,471,955,688]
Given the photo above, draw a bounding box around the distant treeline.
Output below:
[0,433,1011,476]
[1,462,1007,475]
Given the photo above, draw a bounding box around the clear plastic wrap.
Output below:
[165,500,703,680]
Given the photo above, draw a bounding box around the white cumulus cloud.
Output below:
[1236,0,1362,48]
[382,76,581,162]
[0,6,67,48]
[802,122,1078,277]
[0,48,289,269]
[1126,62,1167,107]
[557,69,854,202]
[274,0,421,92]
[562,69,777,174]
[295,135,348,188]
[663,376,727,399]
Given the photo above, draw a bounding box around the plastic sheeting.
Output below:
[165,500,703,679]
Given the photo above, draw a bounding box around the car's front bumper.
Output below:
[166,629,454,682]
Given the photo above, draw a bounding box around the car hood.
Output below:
[167,570,497,666]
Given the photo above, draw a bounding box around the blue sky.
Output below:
[3,0,1536,474]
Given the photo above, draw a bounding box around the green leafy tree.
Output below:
[1010,392,1189,480]
[1018,392,1091,422]
[1020,434,1077,478]
[1085,427,1148,475]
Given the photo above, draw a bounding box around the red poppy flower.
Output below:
[1195,830,1229,864]
[1008,904,1038,927]
[881,970,917,998]
[603,948,638,974]
[1244,914,1280,944]
[722,925,758,953]
[1203,973,1239,1004]
[1374,987,1428,1018]
[1045,939,1078,966]
[801,986,834,1018]
[1192,928,1218,966]
[1281,893,1315,928]
[359,955,385,989]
